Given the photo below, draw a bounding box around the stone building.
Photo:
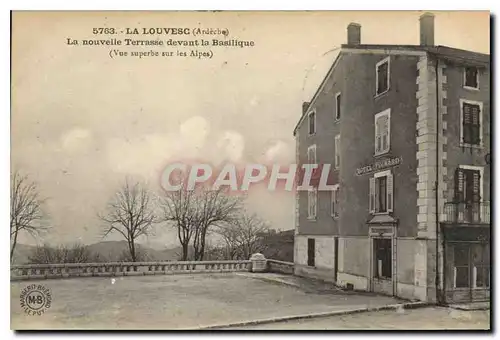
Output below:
[293,13,490,303]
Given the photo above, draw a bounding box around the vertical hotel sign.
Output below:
[356,156,402,176]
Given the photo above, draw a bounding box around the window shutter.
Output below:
[471,105,481,145]
[369,177,375,213]
[463,103,472,144]
[387,173,394,212]
[375,117,381,154]
[335,188,339,216]
[331,191,335,216]
[454,168,465,202]
[472,170,481,202]
[335,136,340,168]
[313,189,317,217]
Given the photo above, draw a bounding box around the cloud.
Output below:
[264,140,294,163]
[60,128,92,153]
[179,116,210,149]
[215,131,245,163]
[105,116,212,178]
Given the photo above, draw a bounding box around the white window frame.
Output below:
[459,99,483,148]
[374,108,391,156]
[335,92,341,121]
[370,170,393,215]
[330,184,340,218]
[308,110,316,135]
[307,144,317,164]
[334,134,340,169]
[307,188,318,220]
[463,66,480,91]
[375,56,390,96]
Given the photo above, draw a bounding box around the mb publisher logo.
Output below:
[19,284,52,316]
[27,292,45,308]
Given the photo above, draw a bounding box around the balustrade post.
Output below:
[249,253,267,273]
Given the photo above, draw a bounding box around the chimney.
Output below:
[419,13,435,46]
[302,101,310,114]
[347,23,361,45]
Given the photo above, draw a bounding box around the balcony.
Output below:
[443,201,490,225]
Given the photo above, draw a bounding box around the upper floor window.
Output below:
[460,99,482,146]
[308,111,316,135]
[376,57,390,96]
[464,66,479,89]
[308,188,317,220]
[307,144,317,164]
[334,134,341,169]
[375,109,391,155]
[331,184,340,218]
[454,166,482,203]
[335,92,341,120]
[369,170,393,214]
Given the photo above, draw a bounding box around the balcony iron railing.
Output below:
[443,201,490,224]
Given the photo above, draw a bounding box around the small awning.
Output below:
[367,214,398,225]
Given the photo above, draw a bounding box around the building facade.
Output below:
[293,14,490,303]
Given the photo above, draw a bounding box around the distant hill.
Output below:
[11,241,189,264]
[11,243,38,264]
[86,241,187,262]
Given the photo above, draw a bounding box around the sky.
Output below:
[11,11,490,249]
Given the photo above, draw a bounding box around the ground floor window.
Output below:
[453,242,490,289]
[373,238,392,279]
[307,238,315,267]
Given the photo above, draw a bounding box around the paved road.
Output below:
[11,273,400,330]
[234,307,490,330]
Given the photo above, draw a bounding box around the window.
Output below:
[453,243,490,289]
[307,238,315,267]
[376,57,390,96]
[308,111,316,135]
[307,188,317,219]
[334,134,340,169]
[454,166,483,222]
[307,145,317,164]
[460,100,482,146]
[375,109,391,155]
[370,170,393,214]
[454,243,470,288]
[331,185,339,218]
[374,238,392,279]
[454,167,482,203]
[464,66,479,89]
[335,92,341,120]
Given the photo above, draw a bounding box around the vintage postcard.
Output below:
[10,10,490,330]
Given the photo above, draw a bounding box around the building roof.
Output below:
[293,44,490,136]
[342,44,490,65]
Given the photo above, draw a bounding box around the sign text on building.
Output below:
[356,156,403,176]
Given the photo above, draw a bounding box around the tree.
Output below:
[191,187,244,261]
[160,186,198,261]
[98,179,158,262]
[160,185,244,261]
[216,213,270,260]
[10,171,47,262]
[28,243,97,264]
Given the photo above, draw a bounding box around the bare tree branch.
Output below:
[98,178,158,262]
[10,170,48,262]
[216,212,270,260]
